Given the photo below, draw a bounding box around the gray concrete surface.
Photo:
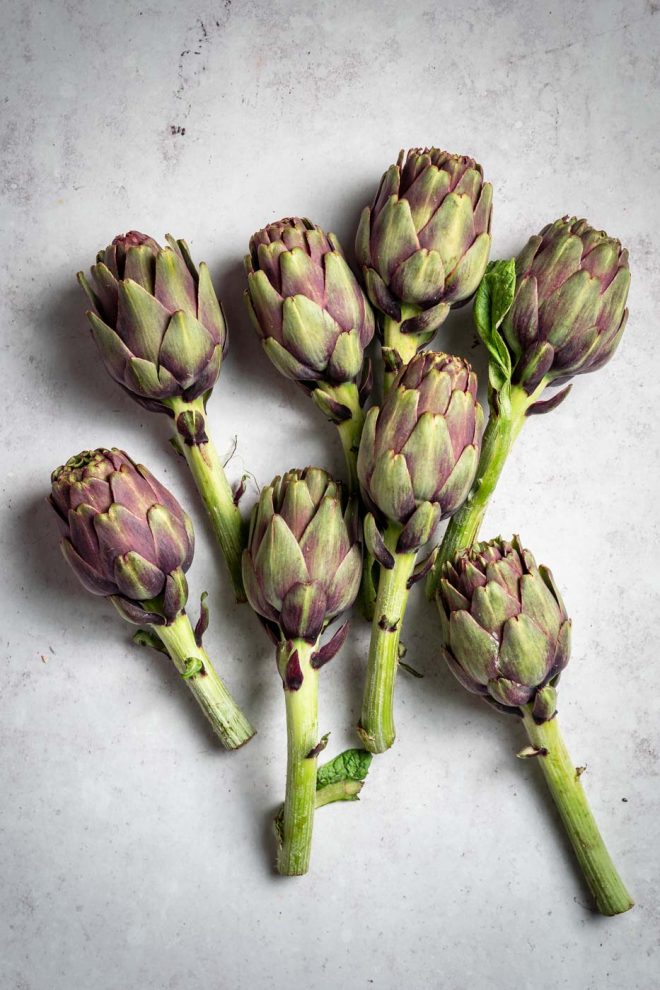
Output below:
[1,0,659,987]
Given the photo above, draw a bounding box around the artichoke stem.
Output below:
[168,397,246,602]
[154,612,256,750]
[426,383,530,598]
[278,641,319,876]
[382,311,421,393]
[327,381,364,494]
[521,709,633,916]
[359,525,417,753]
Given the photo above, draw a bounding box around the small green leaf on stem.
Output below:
[317,748,373,790]
[473,259,516,392]
[181,656,204,679]
[132,628,168,655]
[306,732,330,759]
[398,659,424,678]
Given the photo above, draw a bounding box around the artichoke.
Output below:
[356,148,492,378]
[50,447,193,625]
[78,231,227,413]
[436,536,570,722]
[243,467,361,653]
[501,217,630,394]
[245,217,375,491]
[78,231,245,601]
[357,351,483,753]
[50,448,255,749]
[242,467,362,875]
[434,535,633,917]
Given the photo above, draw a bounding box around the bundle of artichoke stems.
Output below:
[49,147,632,912]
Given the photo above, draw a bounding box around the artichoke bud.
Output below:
[356,148,493,349]
[78,231,226,413]
[244,218,375,396]
[242,468,362,681]
[50,448,195,624]
[357,351,483,549]
[500,217,631,394]
[436,536,571,721]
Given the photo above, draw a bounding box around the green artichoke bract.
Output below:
[243,467,362,875]
[501,217,630,396]
[427,224,632,597]
[357,352,483,753]
[50,448,255,750]
[436,537,570,721]
[356,148,492,386]
[244,218,375,492]
[435,537,633,917]
[78,232,246,601]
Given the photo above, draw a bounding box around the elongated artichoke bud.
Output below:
[244,218,375,417]
[436,536,571,721]
[501,217,630,394]
[356,148,492,359]
[358,352,483,553]
[78,232,227,413]
[50,448,194,625]
[242,468,362,665]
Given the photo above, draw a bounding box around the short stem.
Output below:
[322,381,364,495]
[426,383,531,598]
[168,397,246,602]
[382,314,420,393]
[154,612,255,750]
[315,779,364,807]
[522,709,633,916]
[278,641,319,876]
[359,525,417,753]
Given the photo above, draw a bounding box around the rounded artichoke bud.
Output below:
[500,217,631,392]
[242,468,362,644]
[50,448,194,625]
[436,536,571,721]
[244,217,375,395]
[78,232,227,413]
[357,352,483,552]
[356,148,493,342]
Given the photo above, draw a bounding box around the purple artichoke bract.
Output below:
[244,218,375,410]
[356,148,493,346]
[357,351,483,553]
[501,217,631,392]
[436,536,571,722]
[50,448,194,625]
[242,468,361,666]
[78,232,227,413]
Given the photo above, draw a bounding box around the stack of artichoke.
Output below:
[46,144,633,910]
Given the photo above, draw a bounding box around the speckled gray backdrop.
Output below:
[1,0,659,987]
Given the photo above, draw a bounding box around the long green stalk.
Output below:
[155,612,255,750]
[278,641,319,876]
[358,525,417,753]
[522,709,633,916]
[167,396,246,602]
[426,383,533,598]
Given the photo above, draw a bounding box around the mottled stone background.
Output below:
[1,1,658,987]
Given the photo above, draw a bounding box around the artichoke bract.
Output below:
[501,217,630,393]
[435,536,633,917]
[436,537,570,721]
[50,448,255,749]
[357,352,483,753]
[356,148,492,384]
[78,232,246,601]
[243,468,362,875]
[244,218,375,492]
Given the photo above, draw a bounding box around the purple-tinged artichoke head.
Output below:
[436,536,571,722]
[357,352,483,553]
[242,468,362,652]
[78,232,227,413]
[244,218,375,408]
[500,217,630,393]
[356,148,493,345]
[49,448,195,625]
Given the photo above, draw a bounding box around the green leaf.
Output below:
[473,258,516,392]
[181,656,204,679]
[132,628,168,655]
[316,748,373,790]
